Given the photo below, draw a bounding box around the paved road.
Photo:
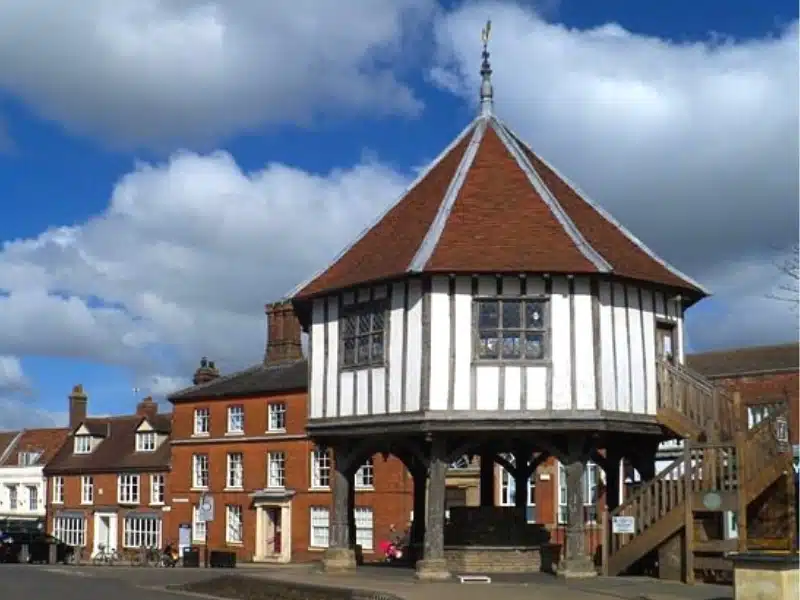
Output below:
[0,564,215,599]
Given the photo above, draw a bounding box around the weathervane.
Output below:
[479,19,493,116]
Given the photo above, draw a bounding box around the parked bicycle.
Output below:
[66,545,86,565]
[131,545,161,567]
[92,544,121,566]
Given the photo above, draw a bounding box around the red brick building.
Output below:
[43,387,171,558]
[167,302,412,563]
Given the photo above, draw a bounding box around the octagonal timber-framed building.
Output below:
[289,51,709,579]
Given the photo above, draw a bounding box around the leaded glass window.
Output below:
[475,299,548,360]
[341,304,386,368]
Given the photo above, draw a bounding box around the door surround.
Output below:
[251,489,295,563]
[92,511,118,557]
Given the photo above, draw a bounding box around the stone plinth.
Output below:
[321,547,356,574]
[730,551,799,600]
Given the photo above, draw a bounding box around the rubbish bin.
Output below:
[182,547,200,568]
[209,550,236,568]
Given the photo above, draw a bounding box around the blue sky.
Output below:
[0,0,797,426]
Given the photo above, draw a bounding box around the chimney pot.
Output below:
[193,357,220,386]
[136,396,158,420]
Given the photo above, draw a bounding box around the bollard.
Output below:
[48,543,57,564]
[19,544,29,563]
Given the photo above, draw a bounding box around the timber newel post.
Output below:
[322,445,357,573]
[415,436,451,581]
[479,448,495,507]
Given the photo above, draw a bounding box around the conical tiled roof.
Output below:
[292,112,707,301]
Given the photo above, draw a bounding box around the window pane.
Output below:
[356,337,370,362]
[477,301,499,329]
[478,330,499,359]
[372,312,384,332]
[371,333,384,361]
[524,332,545,359]
[357,314,371,334]
[525,302,545,329]
[502,301,521,328]
[342,316,357,337]
[343,338,355,365]
[501,331,521,359]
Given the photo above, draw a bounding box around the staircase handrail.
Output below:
[608,454,686,518]
[660,360,715,393]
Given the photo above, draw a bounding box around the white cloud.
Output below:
[0,152,409,380]
[430,1,799,347]
[0,0,434,148]
[0,355,66,429]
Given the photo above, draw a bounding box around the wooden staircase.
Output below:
[602,360,794,580]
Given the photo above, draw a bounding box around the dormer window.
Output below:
[340,304,386,368]
[136,432,156,452]
[74,435,91,454]
[18,451,42,466]
[475,299,548,361]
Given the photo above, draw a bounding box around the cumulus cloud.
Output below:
[0,0,433,148]
[430,1,799,347]
[0,152,409,380]
[0,355,66,429]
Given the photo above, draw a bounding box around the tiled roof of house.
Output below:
[291,114,707,301]
[43,413,171,475]
[169,359,307,402]
[687,343,799,378]
[0,431,21,463]
[0,427,69,467]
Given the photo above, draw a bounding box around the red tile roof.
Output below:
[292,115,707,300]
[44,414,171,475]
[0,428,69,467]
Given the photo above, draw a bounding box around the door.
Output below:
[271,509,281,554]
[655,322,676,363]
[93,513,117,555]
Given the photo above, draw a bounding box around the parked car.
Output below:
[0,531,74,564]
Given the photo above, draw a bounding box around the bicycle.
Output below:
[66,545,85,565]
[131,545,161,567]
[92,544,121,566]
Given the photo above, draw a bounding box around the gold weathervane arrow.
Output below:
[481,19,491,47]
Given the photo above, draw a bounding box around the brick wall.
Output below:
[169,391,412,563]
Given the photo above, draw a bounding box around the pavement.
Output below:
[0,562,734,600]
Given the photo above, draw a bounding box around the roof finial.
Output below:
[480,19,493,117]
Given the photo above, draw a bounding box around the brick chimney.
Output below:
[136,396,158,421]
[68,384,88,430]
[264,301,303,364]
[192,357,220,386]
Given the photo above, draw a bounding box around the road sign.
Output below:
[197,493,214,522]
[612,516,635,534]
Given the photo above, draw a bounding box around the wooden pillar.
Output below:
[322,447,356,573]
[559,438,596,578]
[479,450,495,507]
[410,466,427,562]
[513,449,529,519]
[415,437,451,581]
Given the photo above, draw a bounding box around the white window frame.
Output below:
[136,432,156,452]
[267,452,286,489]
[354,507,374,550]
[123,516,162,549]
[192,505,207,543]
[309,506,330,548]
[497,458,537,522]
[74,435,91,454]
[53,516,86,547]
[150,474,165,505]
[268,403,286,432]
[18,451,42,466]
[193,408,210,436]
[226,453,244,489]
[192,454,209,489]
[52,477,64,504]
[81,476,94,505]
[310,448,331,489]
[227,405,244,434]
[557,461,598,524]
[118,474,140,505]
[355,458,374,489]
[7,485,17,510]
[28,485,39,511]
[226,505,243,544]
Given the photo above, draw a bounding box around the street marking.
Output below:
[458,574,492,584]
[42,567,92,577]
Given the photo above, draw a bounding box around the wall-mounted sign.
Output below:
[703,492,722,511]
[612,516,635,534]
[197,493,214,522]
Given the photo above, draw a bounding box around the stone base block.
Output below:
[558,556,597,579]
[415,558,452,581]
[321,547,356,574]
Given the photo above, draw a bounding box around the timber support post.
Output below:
[415,436,451,581]
[558,435,597,579]
[322,445,357,574]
